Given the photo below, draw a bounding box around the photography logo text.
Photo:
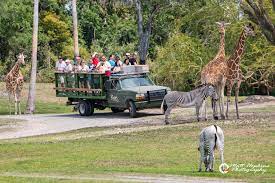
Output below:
[219,163,269,174]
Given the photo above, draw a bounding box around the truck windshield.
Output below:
[121,77,153,88]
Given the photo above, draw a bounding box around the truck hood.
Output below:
[124,85,170,93]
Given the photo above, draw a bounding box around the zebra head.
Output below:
[206,85,218,101]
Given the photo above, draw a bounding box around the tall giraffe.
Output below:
[226,23,255,119]
[4,53,26,115]
[201,21,230,120]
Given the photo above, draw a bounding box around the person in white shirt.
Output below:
[64,59,73,73]
[76,60,89,72]
[97,55,111,73]
[55,57,66,72]
[77,60,90,88]
[63,59,75,87]
[55,57,66,87]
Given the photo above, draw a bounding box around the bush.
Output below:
[151,33,211,91]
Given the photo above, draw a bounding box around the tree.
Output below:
[26,0,39,114]
[241,0,275,45]
[134,0,165,64]
[72,0,79,57]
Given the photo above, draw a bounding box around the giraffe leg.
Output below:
[8,94,12,115]
[235,80,241,119]
[217,85,224,119]
[17,90,22,115]
[14,94,18,115]
[226,83,233,119]
[219,83,226,120]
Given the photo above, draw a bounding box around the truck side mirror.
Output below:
[105,80,111,90]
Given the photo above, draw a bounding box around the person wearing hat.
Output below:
[64,59,73,73]
[124,52,130,60]
[64,59,74,88]
[55,57,66,72]
[55,56,66,87]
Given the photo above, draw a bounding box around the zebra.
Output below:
[161,84,218,124]
[198,125,224,172]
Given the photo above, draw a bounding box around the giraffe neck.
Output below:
[216,31,225,58]
[10,62,20,78]
[228,30,247,65]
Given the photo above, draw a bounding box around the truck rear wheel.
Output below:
[128,101,137,118]
[79,100,94,116]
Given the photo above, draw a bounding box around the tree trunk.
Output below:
[26,0,39,114]
[134,0,156,65]
[138,32,150,64]
[72,0,79,57]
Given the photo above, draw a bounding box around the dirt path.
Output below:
[0,109,166,140]
[0,101,274,140]
[0,172,245,183]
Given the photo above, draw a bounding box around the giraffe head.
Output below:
[215,21,230,34]
[17,53,26,65]
[244,23,255,37]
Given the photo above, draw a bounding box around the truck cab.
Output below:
[105,73,170,117]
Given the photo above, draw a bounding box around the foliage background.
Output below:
[0,0,274,95]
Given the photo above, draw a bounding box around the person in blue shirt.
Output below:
[108,54,116,70]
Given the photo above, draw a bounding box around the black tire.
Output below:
[128,101,137,118]
[86,101,94,116]
[111,107,125,113]
[79,100,94,116]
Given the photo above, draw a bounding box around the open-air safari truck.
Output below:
[54,65,170,117]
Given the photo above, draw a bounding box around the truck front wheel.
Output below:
[128,101,137,118]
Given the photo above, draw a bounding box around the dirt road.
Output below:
[0,109,167,140]
[0,172,245,183]
[0,100,274,140]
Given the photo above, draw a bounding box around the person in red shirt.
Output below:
[90,52,100,70]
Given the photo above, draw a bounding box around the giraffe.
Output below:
[226,23,255,119]
[4,53,26,115]
[201,21,230,120]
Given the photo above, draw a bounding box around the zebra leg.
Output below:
[164,106,173,125]
[208,142,215,172]
[198,146,204,172]
[211,98,218,120]
[200,101,207,121]
[219,148,224,171]
[196,105,200,122]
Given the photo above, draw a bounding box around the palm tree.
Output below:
[72,0,79,57]
[26,0,39,114]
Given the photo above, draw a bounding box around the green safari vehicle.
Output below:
[54,69,170,117]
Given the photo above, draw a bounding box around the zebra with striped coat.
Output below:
[161,84,218,124]
[198,125,224,172]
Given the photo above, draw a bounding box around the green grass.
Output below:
[0,82,71,115]
[0,115,274,183]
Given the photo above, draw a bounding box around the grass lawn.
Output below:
[0,112,274,183]
[0,82,71,115]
